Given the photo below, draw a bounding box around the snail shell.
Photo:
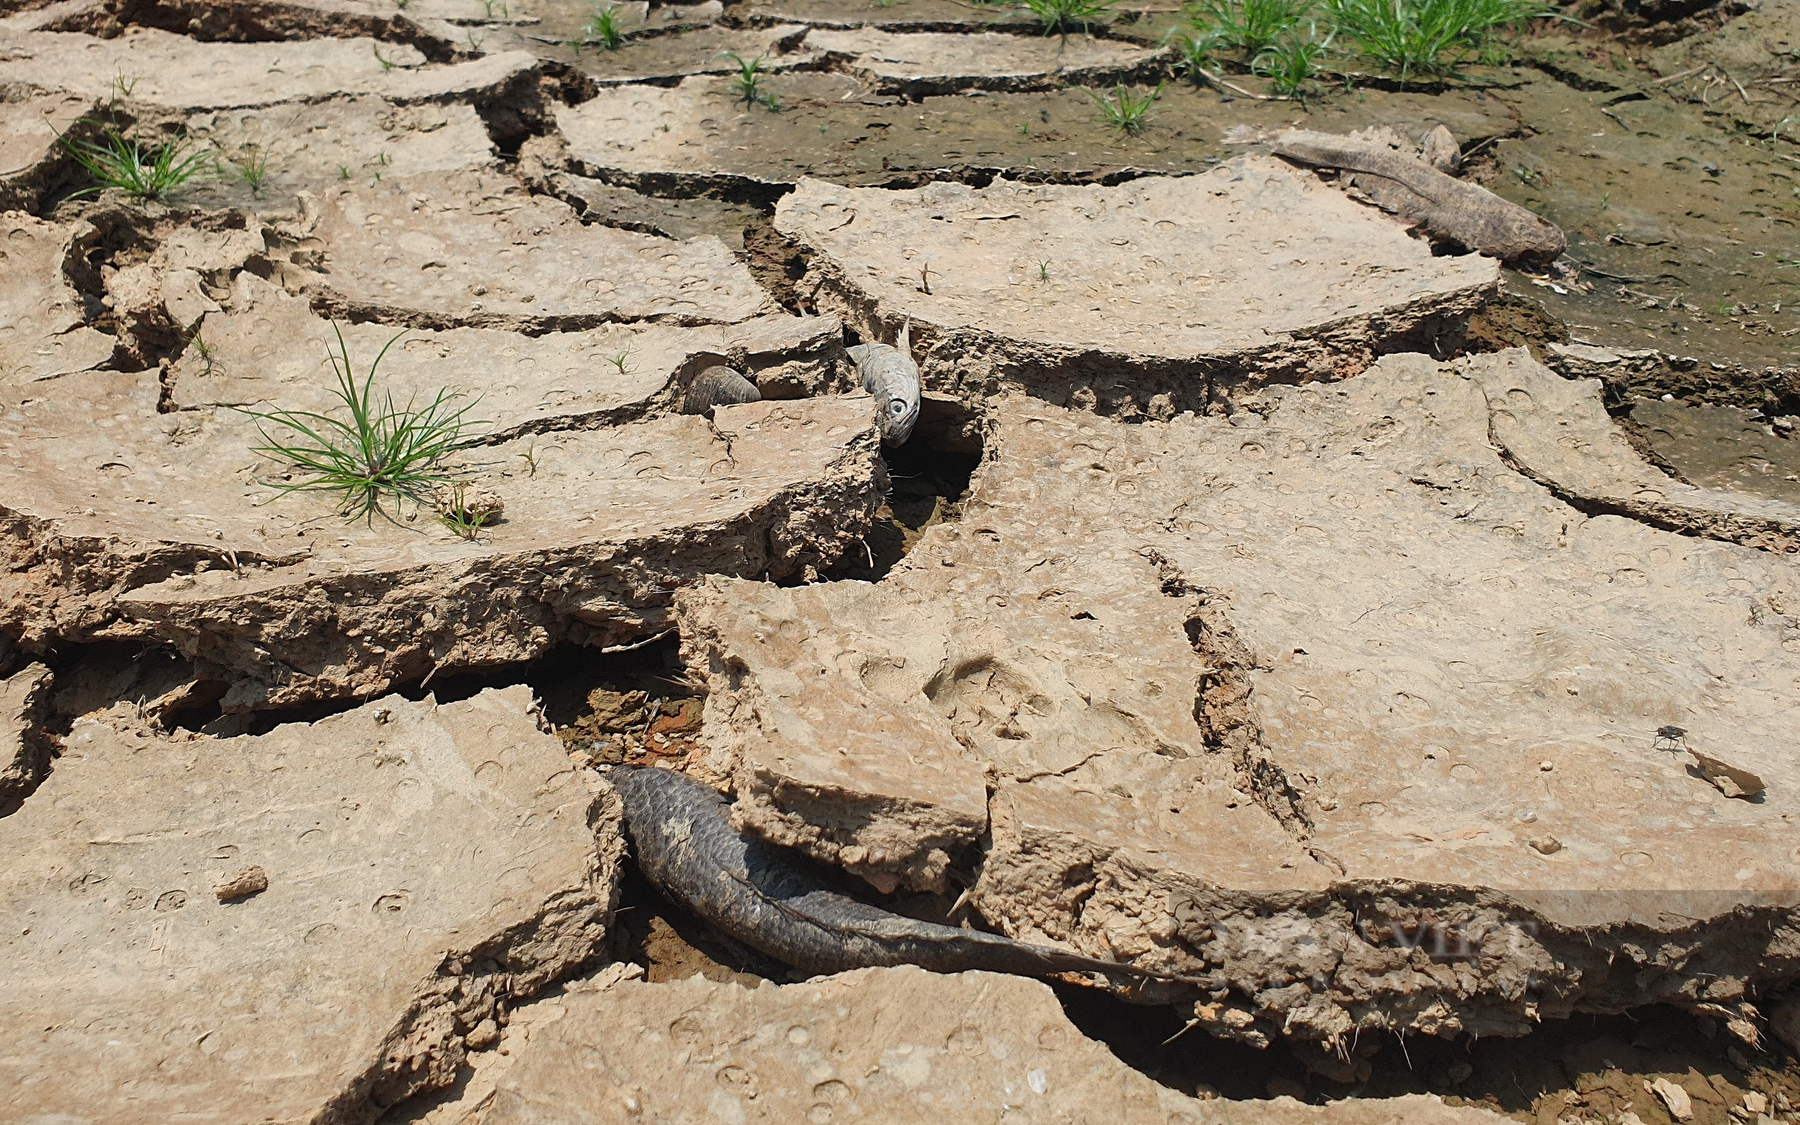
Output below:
[682,365,761,416]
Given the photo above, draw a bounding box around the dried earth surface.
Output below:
[401,964,1510,1124]
[0,687,624,1123]
[4,0,1800,1121]
[679,349,1800,1051]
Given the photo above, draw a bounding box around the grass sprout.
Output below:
[223,144,272,196]
[1170,28,1224,77]
[1020,0,1114,34]
[184,326,217,375]
[241,326,486,523]
[60,124,215,201]
[1252,27,1330,96]
[585,4,626,47]
[435,482,504,539]
[1192,0,1314,55]
[1324,0,1550,84]
[721,51,779,109]
[1086,82,1161,136]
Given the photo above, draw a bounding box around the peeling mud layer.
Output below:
[0,374,886,709]
[298,169,771,329]
[777,165,1498,415]
[170,273,846,426]
[0,687,624,1122]
[679,349,1800,1048]
[1,212,117,383]
[0,28,537,109]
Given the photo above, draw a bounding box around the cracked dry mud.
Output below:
[2,687,624,1123]
[5,0,1800,1121]
[681,348,1800,1052]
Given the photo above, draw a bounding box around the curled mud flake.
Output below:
[214,865,269,903]
[1688,749,1765,800]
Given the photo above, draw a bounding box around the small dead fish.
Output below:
[682,365,761,416]
[847,318,921,446]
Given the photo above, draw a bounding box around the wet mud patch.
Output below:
[1477,72,1800,370]
[1629,395,1800,505]
[1060,986,1800,1123]
[558,73,1520,192]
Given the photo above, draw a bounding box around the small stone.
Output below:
[1528,836,1563,856]
[1538,760,1554,771]
[432,483,505,529]
[1745,1092,1769,1115]
[1649,1076,1694,1121]
[465,1018,500,1050]
[214,864,268,902]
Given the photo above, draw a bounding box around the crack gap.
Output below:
[1144,551,1346,878]
[813,409,981,583]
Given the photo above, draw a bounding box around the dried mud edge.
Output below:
[979,842,1800,1046]
[0,440,887,712]
[1545,349,1800,417]
[322,785,624,1122]
[37,0,462,61]
[798,261,1502,418]
[1002,571,1796,1045]
[1485,424,1800,556]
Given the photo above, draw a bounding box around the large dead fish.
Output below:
[603,764,1209,986]
[1228,124,1566,264]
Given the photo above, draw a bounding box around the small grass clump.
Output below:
[60,124,215,201]
[1252,27,1330,96]
[1020,0,1114,34]
[584,4,626,49]
[1191,0,1314,55]
[242,326,486,524]
[1086,82,1162,136]
[222,144,272,197]
[1324,0,1550,84]
[721,51,779,110]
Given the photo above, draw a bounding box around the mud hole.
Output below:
[9,0,1800,1118]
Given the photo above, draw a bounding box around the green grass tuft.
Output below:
[1020,0,1114,35]
[721,51,779,110]
[585,4,626,48]
[1252,27,1330,96]
[1324,0,1549,84]
[1191,0,1314,55]
[222,143,272,197]
[60,124,215,201]
[1086,82,1162,136]
[241,325,486,524]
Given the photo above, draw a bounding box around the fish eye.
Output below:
[890,401,906,414]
